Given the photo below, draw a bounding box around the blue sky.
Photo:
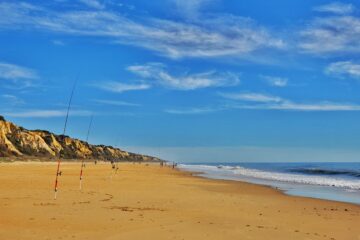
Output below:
[1,0,360,162]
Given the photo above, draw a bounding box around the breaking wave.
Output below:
[179,164,360,190]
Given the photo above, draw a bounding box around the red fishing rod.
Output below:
[79,115,93,190]
[54,81,77,200]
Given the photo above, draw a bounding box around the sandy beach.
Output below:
[0,161,359,240]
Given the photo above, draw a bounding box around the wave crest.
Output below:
[179,164,360,190]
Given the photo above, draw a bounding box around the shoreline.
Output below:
[1,161,359,239]
[2,160,359,206]
[1,160,359,206]
[185,168,360,207]
[179,163,360,205]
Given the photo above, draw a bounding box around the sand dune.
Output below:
[0,162,359,240]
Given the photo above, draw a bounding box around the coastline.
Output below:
[182,166,360,207]
[0,161,359,240]
[179,163,360,205]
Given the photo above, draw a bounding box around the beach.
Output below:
[0,162,359,240]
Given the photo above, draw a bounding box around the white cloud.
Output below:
[0,2,285,59]
[165,100,360,114]
[4,110,91,118]
[1,94,24,105]
[0,62,38,80]
[96,82,151,93]
[313,2,354,15]
[52,40,65,46]
[261,75,288,87]
[172,0,213,19]
[219,92,283,103]
[127,63,240,90]
[78,0,105,9]
[325,61,360,79]
[0,62,38,88]
[93,99,141,107]
[299,16,360,54]
[164,106,221,115]
[218,92,360,112]
[239,101,360,111]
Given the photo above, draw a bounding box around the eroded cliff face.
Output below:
[0,116,160,161]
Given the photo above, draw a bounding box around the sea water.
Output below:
[179,162,360,205]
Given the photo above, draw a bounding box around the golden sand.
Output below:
[0,162,359,240]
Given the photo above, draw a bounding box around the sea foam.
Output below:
[179,164,360,190]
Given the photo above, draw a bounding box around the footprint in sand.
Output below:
[33,202,57,206]
[106,206,165,212]
[73,201,91,205]
[100,193,114,202]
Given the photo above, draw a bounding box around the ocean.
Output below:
[179,162,360,205]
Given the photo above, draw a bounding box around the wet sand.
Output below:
[0,161,359,240]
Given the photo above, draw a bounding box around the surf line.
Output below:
[54,80,77,200]
[79,114,93,191]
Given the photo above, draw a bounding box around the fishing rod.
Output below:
[54,80,77,200]
[79,114,93,190]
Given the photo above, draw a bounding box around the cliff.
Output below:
[0,116,161,162]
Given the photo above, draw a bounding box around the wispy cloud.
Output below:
[221,92,360,111]
[0,61,38,88]
[325,61,360,79]
[1,94,24,105]
[93,99,141,107]
[95,82,151,93]
[299,16,360,54]
[172,0,213,19]
[3,110,92,118]
[0,62,38,80]
[127,63,240,90]
[313,2,354,15]
[261,75,288,87]
[78,0,105,9]
[0,2,285,59]
[236,101,360,111]
[52,40,65,46]
[165,100,360,114]
[219,92,283,103]
[164,106,222,115]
